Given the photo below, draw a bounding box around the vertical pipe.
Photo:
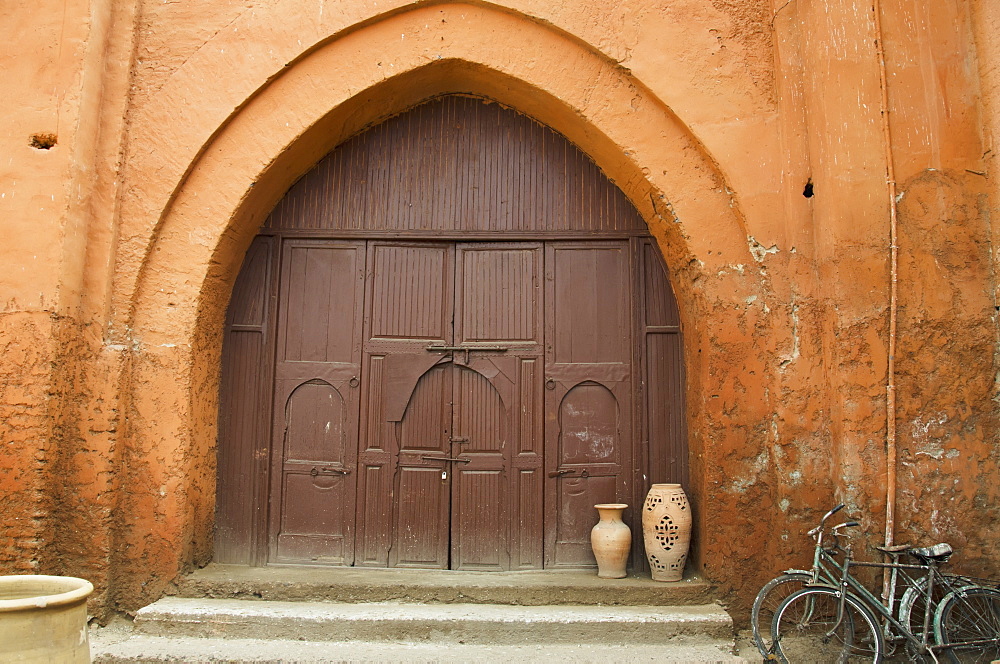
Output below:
[871,0,900,602]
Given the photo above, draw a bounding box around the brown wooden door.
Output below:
[450,244,544,570]
[355,242,454,568]
[268,240,365,565]
[216,97,690,572]
[544,242,633,568]
[355,242,543,570]
[222,235,676,572]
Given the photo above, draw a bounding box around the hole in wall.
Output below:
[29,133,57,150]
[802,178,814,198]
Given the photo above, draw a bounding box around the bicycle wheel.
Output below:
[751,572,811,658]
[933,586,1000,663]
[899,574,974,644]
[771,587,884,663]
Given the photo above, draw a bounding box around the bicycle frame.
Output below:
[770,505,1000,662]
[808,526,984,658]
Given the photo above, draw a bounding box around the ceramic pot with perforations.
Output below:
[642,484,691,581]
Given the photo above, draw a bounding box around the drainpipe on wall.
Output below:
[872,0,900,603]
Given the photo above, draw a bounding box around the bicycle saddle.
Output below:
[908,542,953,562]
[875,543,912,554]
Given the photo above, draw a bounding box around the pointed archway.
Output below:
[216,96,687,571]
[115,3,764,610]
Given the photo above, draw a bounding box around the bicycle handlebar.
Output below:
[823,504,845,522]
[807,507,855,538]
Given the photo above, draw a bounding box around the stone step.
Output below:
[91,635,747,663]
[177,564,714,606]
[131,597,733,645]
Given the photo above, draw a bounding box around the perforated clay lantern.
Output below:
[641,484,691,581]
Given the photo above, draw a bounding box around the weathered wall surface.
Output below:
[883,0,999,576]
[0,0,91,578]
[1,0,998,623]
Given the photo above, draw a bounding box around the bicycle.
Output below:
[764,506,1000,663]
[751,506,928,657]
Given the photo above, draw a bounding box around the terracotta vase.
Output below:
[591,503,631,579]
[642,484,691,581]
[0,575,93,663]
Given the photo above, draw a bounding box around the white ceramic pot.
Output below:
[0,575,93,663]
[591,503,631,579]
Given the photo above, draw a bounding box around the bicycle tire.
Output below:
[898,574,975,644]
[771,586,885,663]
[933,585,1000,663]
[751,572,811,658]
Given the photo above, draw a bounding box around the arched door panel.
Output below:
[450,366,510,570]
[267,240,365,565]
[543,242,632,568]
[391,365,452,568]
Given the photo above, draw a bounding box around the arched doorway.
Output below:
[214,95,686,571]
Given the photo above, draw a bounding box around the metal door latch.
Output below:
[310,466,351,476]
[422,455,471,464]
[548,468,589,478]
[426,344,510,363]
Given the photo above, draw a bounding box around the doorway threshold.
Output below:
[176,564,714,607]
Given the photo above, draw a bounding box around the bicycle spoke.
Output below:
[772,588,883,663]
[752,573,811,657]
[935,587,1000,664]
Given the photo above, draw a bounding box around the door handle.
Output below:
[421,455,471,464]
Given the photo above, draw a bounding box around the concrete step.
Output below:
[130,597,733,645]
[91,635,747,663]
[177,564,715,606]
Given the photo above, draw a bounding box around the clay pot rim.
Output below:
[0,575,94,612]
[594,503,629,509]
[649,483,683,489]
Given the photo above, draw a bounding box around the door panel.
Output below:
[544,242,632,568]
[216,236,275,565]
[270,240,365,565]
[451,366,509,570]
[639,239,688,489]
[392,365,451,568]
[357,242,453,567]
[453,244,543,570]
[455,246,540,343]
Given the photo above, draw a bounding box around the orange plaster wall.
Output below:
[0,0,998,622]
[0,0,91,577]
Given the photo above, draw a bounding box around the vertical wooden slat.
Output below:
[216,236,275,565]
[267,97,645,235]
[641,239,688,489]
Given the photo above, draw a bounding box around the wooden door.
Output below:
[544,241,633,568]
[216,96,688,571]
[355,242,454,567]
[268,240,365,565]
[354,242,543,570]
[450,244,543,570]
